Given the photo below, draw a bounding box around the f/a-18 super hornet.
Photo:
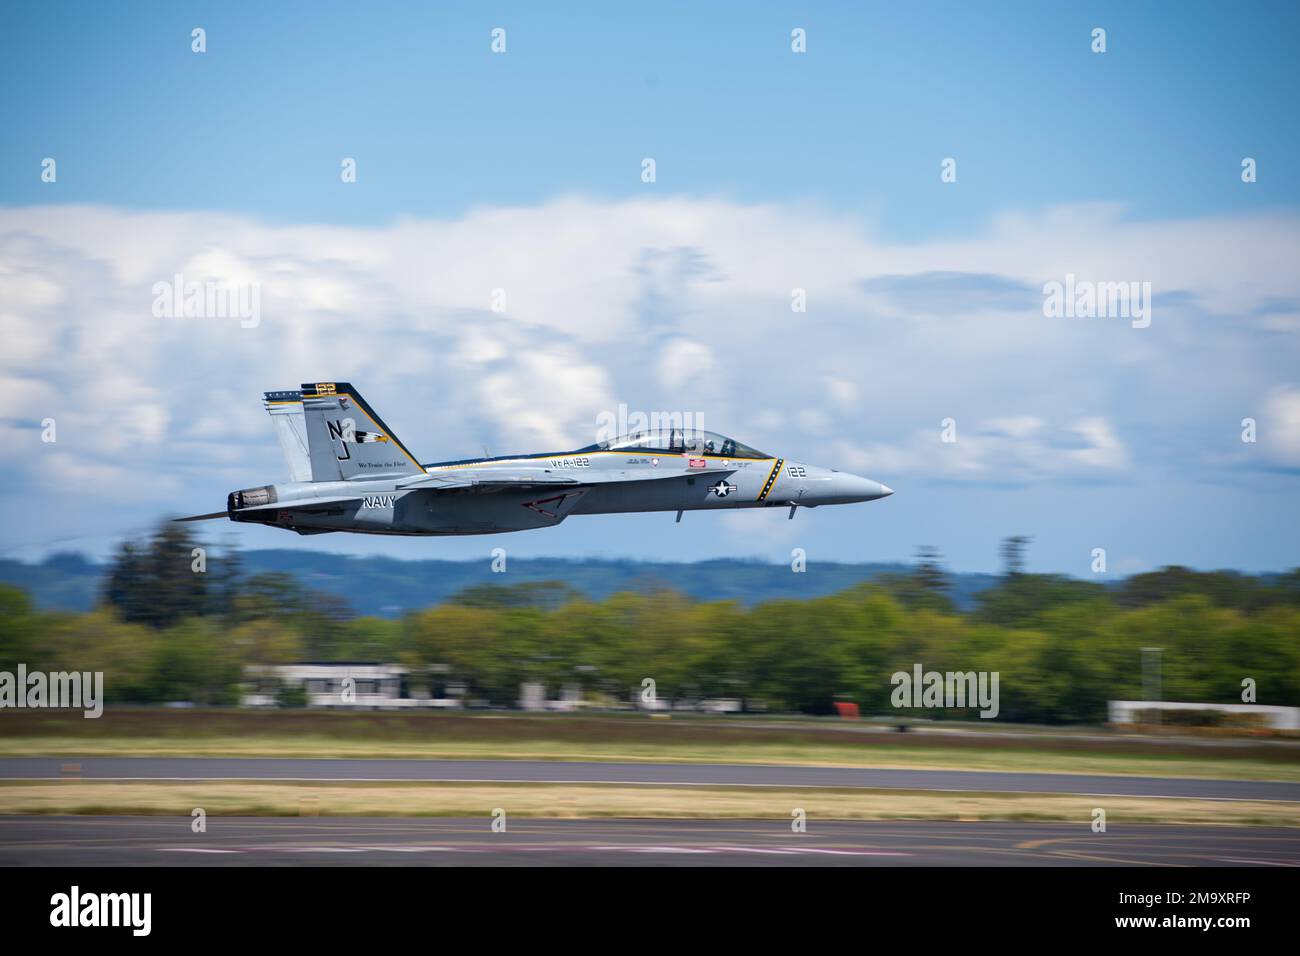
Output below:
[178,383,893,536]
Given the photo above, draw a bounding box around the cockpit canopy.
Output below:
[582,429,770,459]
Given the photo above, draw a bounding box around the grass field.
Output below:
[3,708,1298,782]
[2,780,1296,826]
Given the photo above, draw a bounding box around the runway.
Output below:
[2,757,1297,801]
[1,816,1296,866]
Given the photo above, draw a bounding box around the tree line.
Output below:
[0,524,1296,722]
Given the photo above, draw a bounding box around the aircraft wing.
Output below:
[397,468,735,492]
[175,469,741,524]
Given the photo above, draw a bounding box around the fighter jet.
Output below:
[178,382,893,536]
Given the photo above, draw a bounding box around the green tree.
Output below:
[102,523,211,628]
[0,585,39,671]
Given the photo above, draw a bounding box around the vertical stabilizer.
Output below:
[299,382,424,480]
[263,390,313,483]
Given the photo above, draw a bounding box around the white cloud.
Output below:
[1067,418,1129,470]
[0,198,1296,545]
[1263,385,1300,467]
[985,416,1044,439]
[832,415,1130,483]
[827,379,858,409]
[657,338,715,391]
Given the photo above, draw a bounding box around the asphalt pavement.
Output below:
[1,757,1296,801]
[2,816,1295,866]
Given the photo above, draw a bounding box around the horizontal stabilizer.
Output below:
[173,511,228,522]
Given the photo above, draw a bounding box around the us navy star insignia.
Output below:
[710,479,738,497]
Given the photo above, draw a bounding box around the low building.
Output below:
[244,662,462,710]
[518,681,584,712]
[1108,700,1300,731]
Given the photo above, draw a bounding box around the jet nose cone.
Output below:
[835,474,893,503]
[858,478,893,501]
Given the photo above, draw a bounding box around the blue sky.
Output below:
[5,1,1298,232]
[2,1,1298,574]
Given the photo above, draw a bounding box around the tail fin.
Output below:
[299,382,424,481]
[263,390,313,483]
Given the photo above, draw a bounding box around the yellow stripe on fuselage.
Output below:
[756,458,784,502]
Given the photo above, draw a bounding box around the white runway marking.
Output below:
[156,848,240,854]
[596,845,718,854]
[1214,857,1297,867]
[154,843,912,857]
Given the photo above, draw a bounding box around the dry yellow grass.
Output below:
[1,780,1296,826]
[3,735,1298,782]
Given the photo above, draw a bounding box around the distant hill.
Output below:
[0,553,103,614]
[0,550,1001,617]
